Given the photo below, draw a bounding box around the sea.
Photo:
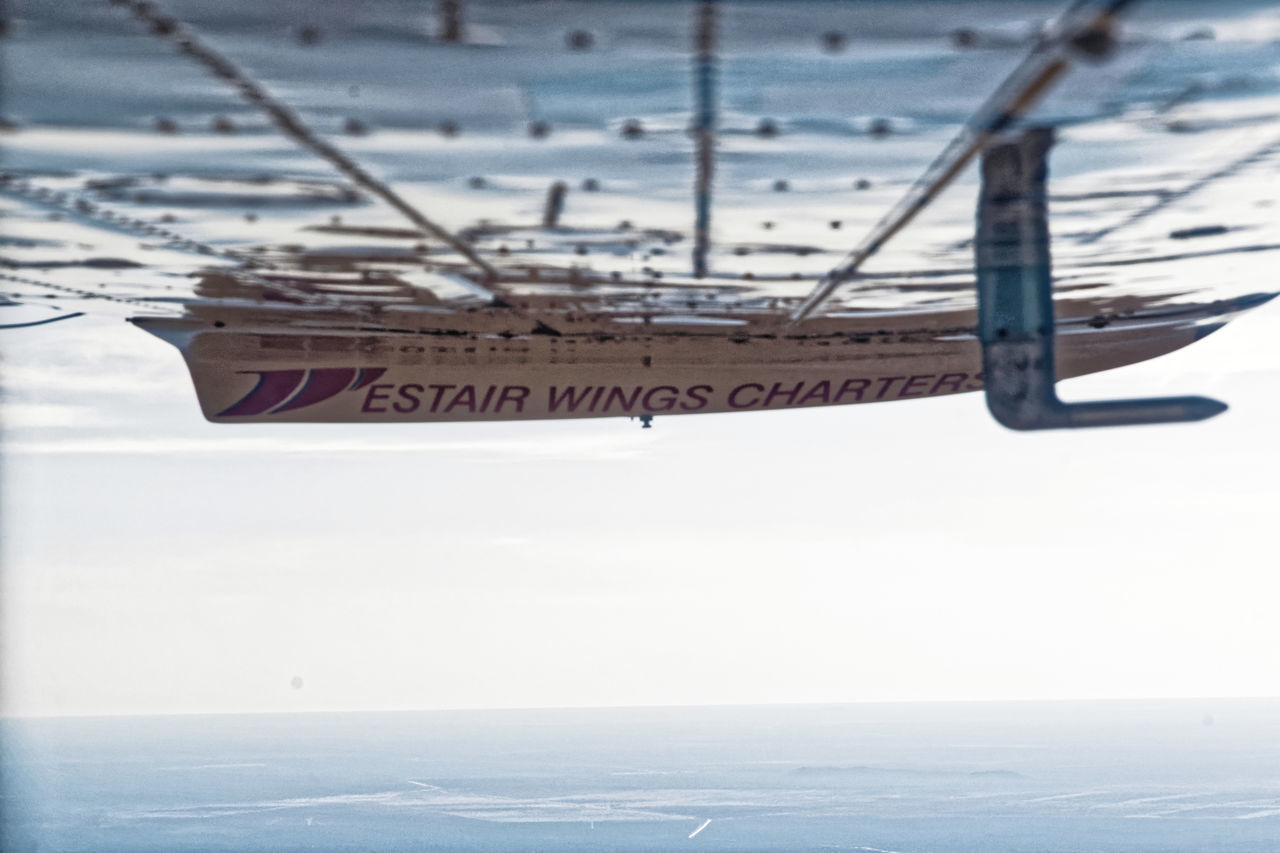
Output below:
[3,700,1280,852]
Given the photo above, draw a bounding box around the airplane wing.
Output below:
[3,0,1278,424]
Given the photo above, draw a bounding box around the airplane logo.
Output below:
[218,367,386,417]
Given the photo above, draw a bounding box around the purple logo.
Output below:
[218,367,387,417]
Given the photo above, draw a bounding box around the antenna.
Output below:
[691,0,718,279]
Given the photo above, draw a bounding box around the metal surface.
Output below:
[110,0,503,284]
[787,0,1138,326]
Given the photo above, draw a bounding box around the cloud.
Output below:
[0,402,115,429]
[2,431,658,460]
[0,362,186,396]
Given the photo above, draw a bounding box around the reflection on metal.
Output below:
[1076,131,1280,245]
[111,0,501,284]
[0,174,377,316]
[787,0,1137,326]
[691,0,718,279]
[8,0,1275,429]
[976,128,1226,430]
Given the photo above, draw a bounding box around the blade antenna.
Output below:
[691,0,719,279]
[109,0,502,286]
[786,0,1139,326]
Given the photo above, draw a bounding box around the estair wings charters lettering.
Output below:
[216,369,986,419]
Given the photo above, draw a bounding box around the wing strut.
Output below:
[975,127,1225,430]
[691,0,718,279]
[786,0,1138,326]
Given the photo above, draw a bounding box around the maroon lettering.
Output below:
[548,386,594,413]
[445,385,477,413]
[362,383,394,413]
[729,383,764,409]
[874,376,906,400]
[494,385,530,413]
[966,373,984,391]
[929,373,967,395]
[601,386,644,413]
[833,378,870,403]
[479,385,497,413]
[899,374,933,398]
[427,384,455,413]
[764,381,805,407]
[641,386,679,412]
[681,384,713,411]
[393,384,424,413]
[589,387,607,411]
[797,380,832,406]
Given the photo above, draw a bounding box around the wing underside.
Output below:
[3,0,1277,402]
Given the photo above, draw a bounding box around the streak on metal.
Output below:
[786,0,1139,326]
[976,128,1225,430]
[111,0,502,285]
[691,0,718,279]
[0,311,87,329]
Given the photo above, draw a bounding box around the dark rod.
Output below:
[691,0,718,279]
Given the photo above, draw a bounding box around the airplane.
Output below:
[3,0,1276,431]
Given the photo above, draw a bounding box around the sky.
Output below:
[2,0,1280,718]
[4,294,1280,717]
